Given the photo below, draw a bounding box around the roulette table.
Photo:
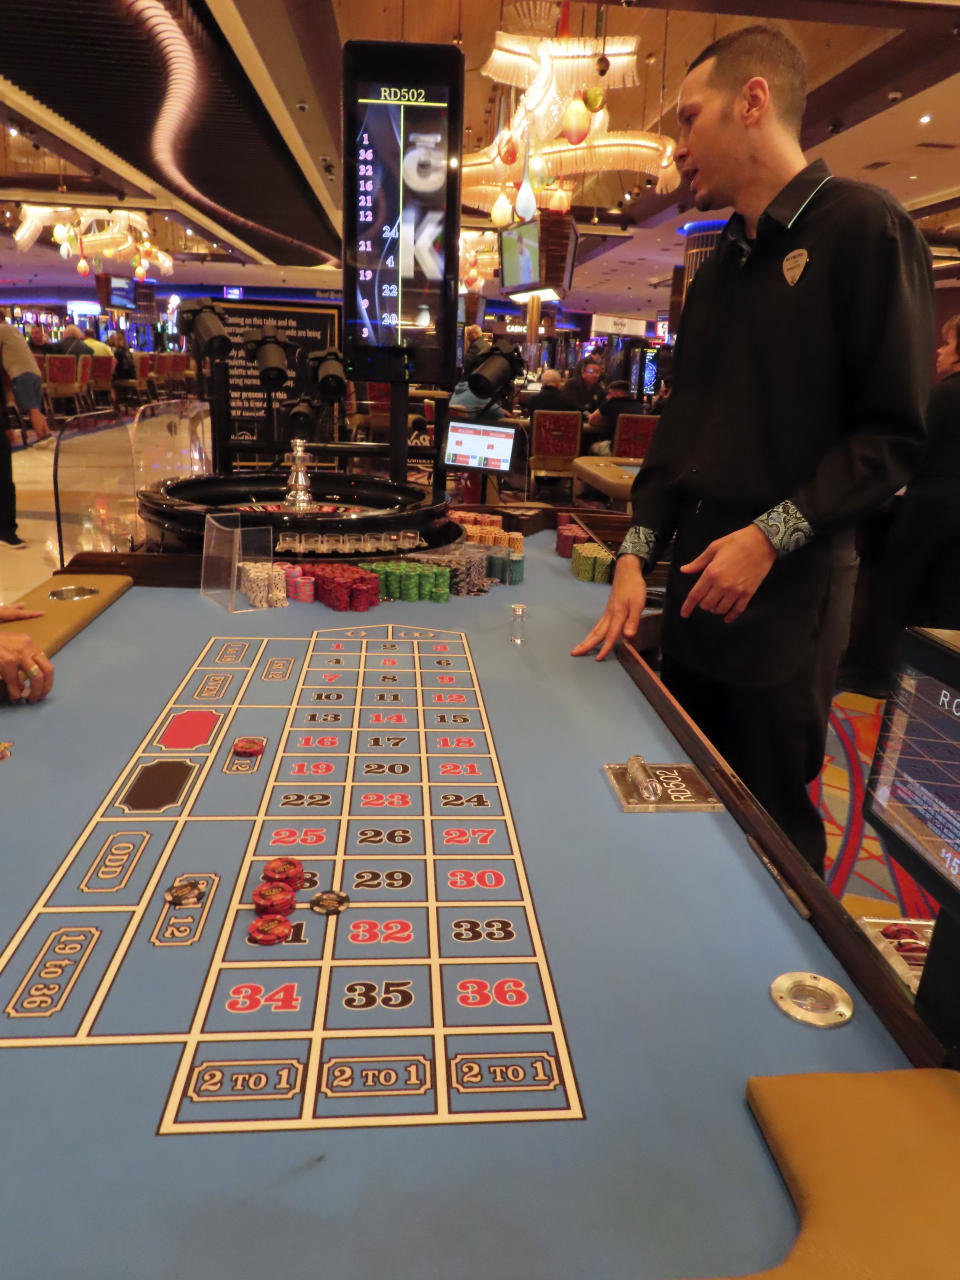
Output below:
[0,532,930,1280]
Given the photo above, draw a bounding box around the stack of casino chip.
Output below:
[287,566,316,603]
[239,562,271,609]
[571,541,614,583]
[506,531,524,554]
[431,564,450,602]
[486,551,508,583]
[556,525,591,558]
[508,552,524,585]
[268,565,288,608]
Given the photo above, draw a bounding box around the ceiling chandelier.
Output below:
[12,204,174,277]
[462,1,679,224]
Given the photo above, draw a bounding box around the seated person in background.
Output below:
[650,378,673,415]
[48,324,93,357]
[83,330,115,360]
[0,603,54,702]
[526,368,576,415]
[449,377,511,422]
[462,324,489,378]
[584,379,647,455]
[27,325,47,354]
[563,358,606,415]
[109,332,137,382]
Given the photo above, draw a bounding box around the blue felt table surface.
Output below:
[0,533,906,1280]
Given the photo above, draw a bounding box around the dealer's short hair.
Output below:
[688,25,807,139]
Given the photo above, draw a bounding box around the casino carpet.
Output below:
[816,692,938,921]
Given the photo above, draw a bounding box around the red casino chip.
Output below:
[248,913,293,946]
[252,882,297,915]
[233,736,266,757]
[263,856,305,889]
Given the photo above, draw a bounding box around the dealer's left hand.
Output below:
[679,524,776,624]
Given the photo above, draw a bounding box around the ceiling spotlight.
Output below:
[8,126,18,138]
[185,227,193,236]
[920,114,932,125]
[909,174,919,180]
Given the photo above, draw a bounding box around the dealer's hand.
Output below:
[679,524,776,624]
[571,554,647,661]
[0,631,55,703]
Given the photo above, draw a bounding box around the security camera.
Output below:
[887,89,903,104]
[296,101,308,112]
[596,54,610,77]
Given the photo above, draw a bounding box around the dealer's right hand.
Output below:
[570,554,647,662]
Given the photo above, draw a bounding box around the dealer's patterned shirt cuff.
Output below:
[617,525,658,564]
[753,500,814,556]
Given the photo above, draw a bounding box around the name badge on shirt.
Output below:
[782,249,809,286]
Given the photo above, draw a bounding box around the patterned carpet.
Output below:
[815,692,938,921]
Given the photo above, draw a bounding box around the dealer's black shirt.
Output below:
[624,159,934,684]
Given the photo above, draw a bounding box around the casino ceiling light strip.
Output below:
[119,0,338,265]
[462,24,678,219]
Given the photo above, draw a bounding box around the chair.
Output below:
[114,351,152,404]
[530,409,582,499]
[169,352,188,394]
[612,413,659,459]
[76,353,94,411]
[150,351,173,398]
[89,355,116,406]
[43,354,85,417]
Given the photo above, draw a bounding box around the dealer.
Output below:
[574,25,935,875]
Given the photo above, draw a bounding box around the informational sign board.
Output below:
[342,41,464,386]
[217,300,340,433]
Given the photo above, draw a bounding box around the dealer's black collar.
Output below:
[725,158,832,259]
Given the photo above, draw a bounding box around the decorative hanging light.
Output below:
[528,148,549,192]
[549,185,570,212]
[515,144,537,221]
[59,241,72,260]
[462,19,679,215]
[561,96,590,145]
[491,189,514,227]
[76,257,90,277]
[497,129,520,167]
[588,106,610,137]
[52,222,69,244]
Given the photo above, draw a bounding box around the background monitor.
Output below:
[109,277,135,311]
[499,220,541,292]
[443,420,517,473]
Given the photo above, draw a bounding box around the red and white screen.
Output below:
[444,423,515,471]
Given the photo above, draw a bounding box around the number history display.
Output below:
[342,42,464,385]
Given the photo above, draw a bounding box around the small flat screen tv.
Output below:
[443,420,517,473]
[499,220,540,292]
[109,277,136,311]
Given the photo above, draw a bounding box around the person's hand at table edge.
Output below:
[679,524,776,624]
[0,631,54,703]
[571,554,647,661]
[0,604,44,624]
